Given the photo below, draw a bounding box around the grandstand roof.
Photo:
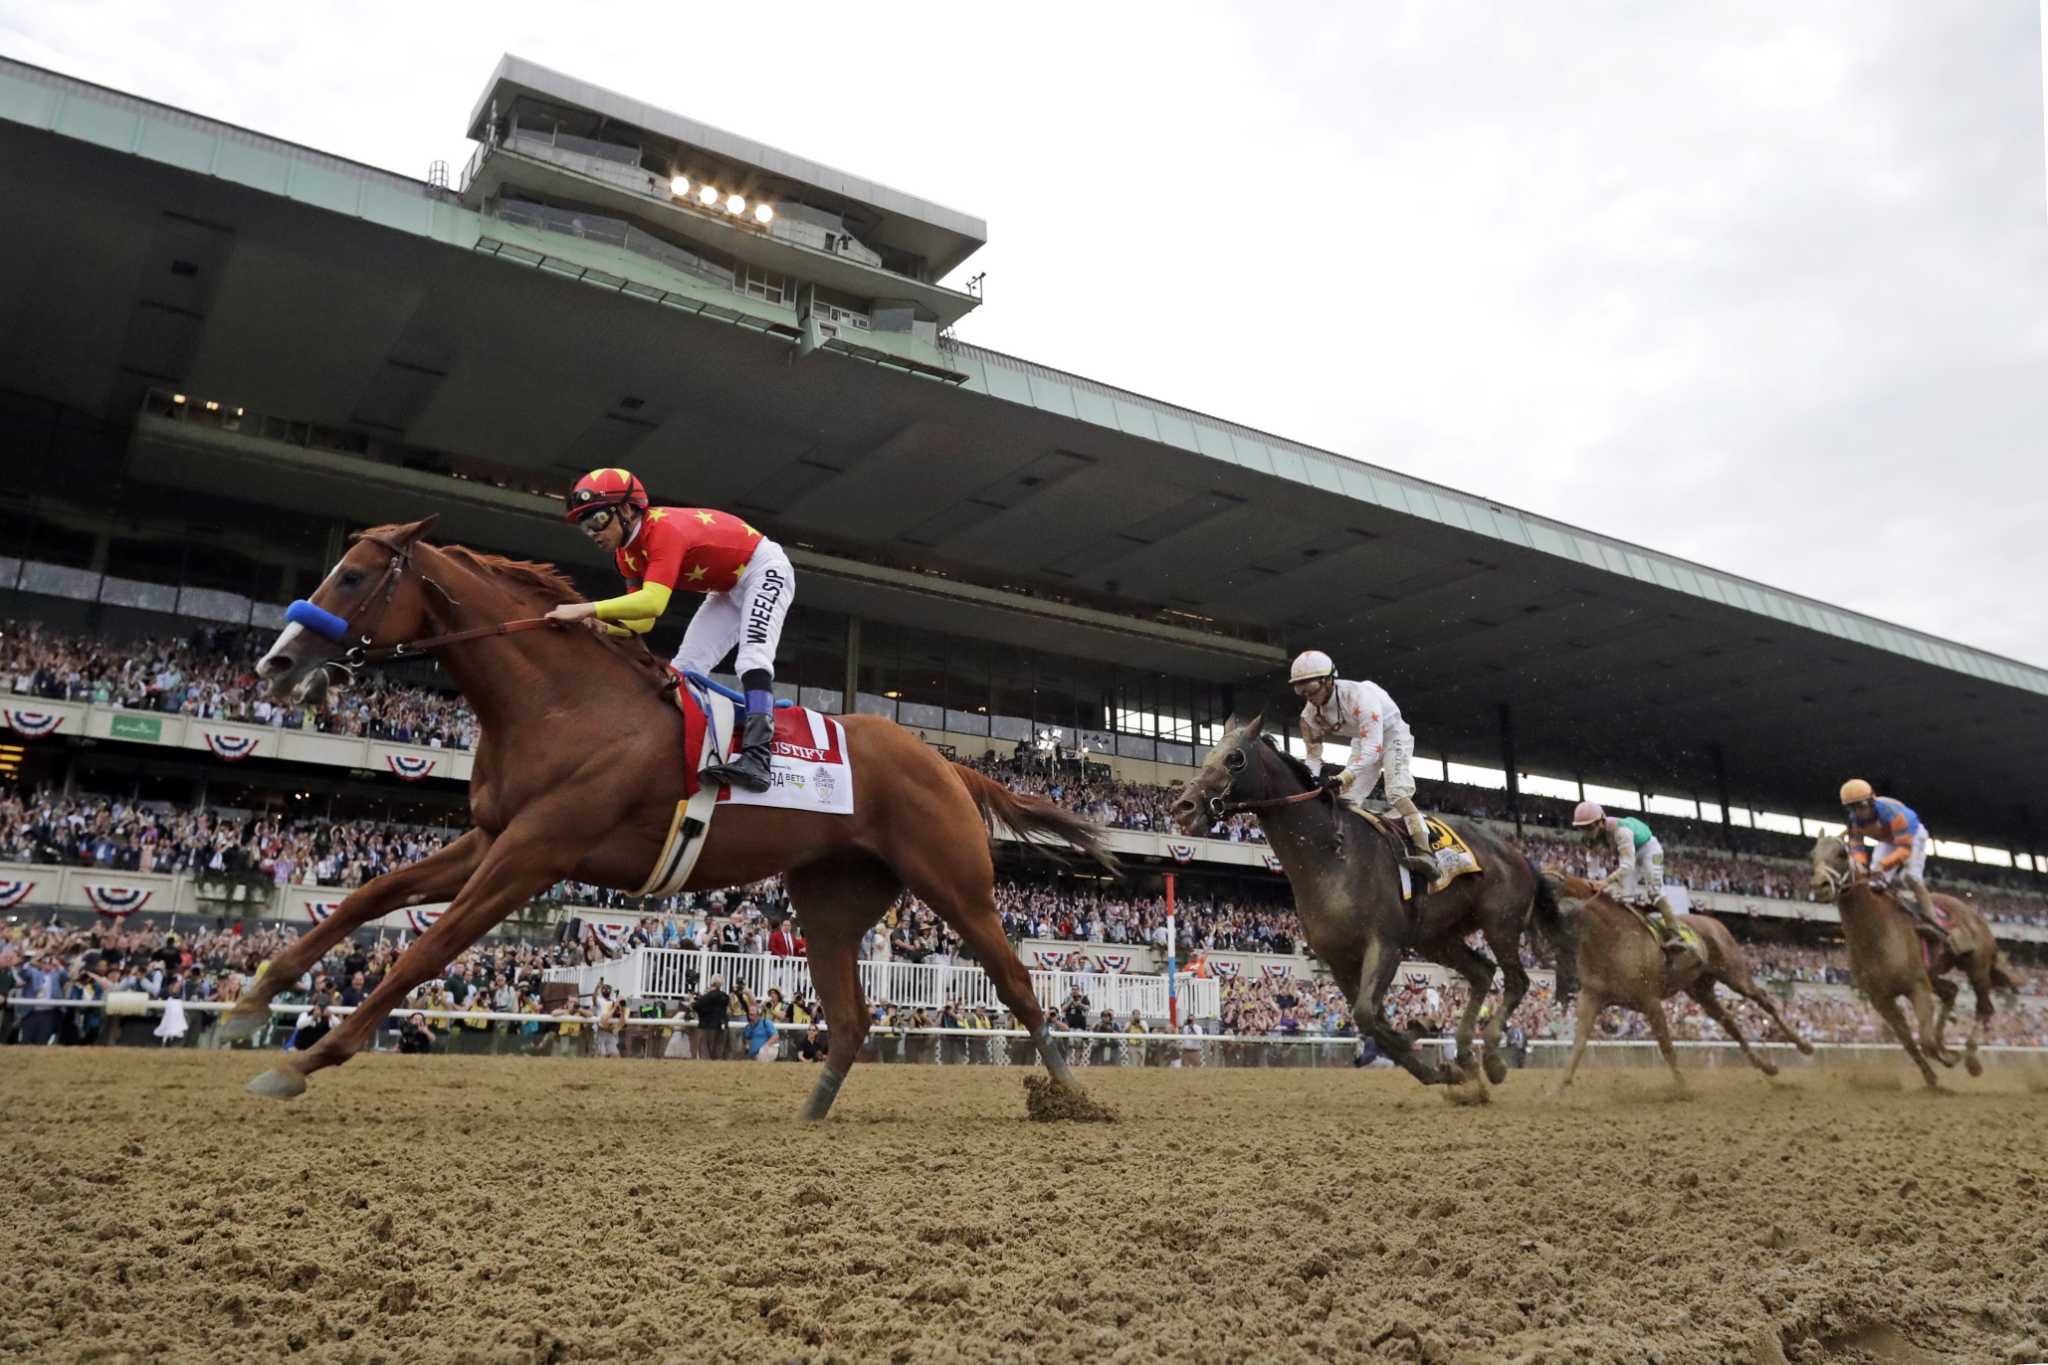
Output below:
[1,54,2042,849]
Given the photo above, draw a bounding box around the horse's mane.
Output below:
[1261,734,1317,790]
[433,544,585,606]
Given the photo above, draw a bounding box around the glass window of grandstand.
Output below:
[781,606,847,712]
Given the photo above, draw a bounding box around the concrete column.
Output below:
[1497,701,1522,837]
[842,616,861,714]
[1710,741,1735,855]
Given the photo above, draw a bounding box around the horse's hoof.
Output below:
[245,1069,307,1101]
[1796,1040,1816,1056]
[1964,1053,1983,1079]
[217,1010,266,1045]
[1483,1052,1509,1086]
[1758,1062,1780,1078]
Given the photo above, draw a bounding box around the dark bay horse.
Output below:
[1541,871,1811,1092]
[224,517,1117,1118]
[1168,716,1568,1090]
[1810,834,2019,1088]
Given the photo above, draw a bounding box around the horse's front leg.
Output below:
[247,829,571,1097]
[1350,937,1450,1086]
[221,829,493,1044]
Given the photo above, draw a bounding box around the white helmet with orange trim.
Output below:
[1288,650,1336,686]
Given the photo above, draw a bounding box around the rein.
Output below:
[292,533,560,683]
[1205,742,1333,819]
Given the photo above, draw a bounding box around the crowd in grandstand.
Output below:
[2,621,478,749]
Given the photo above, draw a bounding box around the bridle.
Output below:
[1203,741,1332,819]
[304,533,554,685]
[1811,838,1857,903]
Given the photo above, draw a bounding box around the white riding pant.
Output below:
[1339,717,1417,810]
[670,539,794,681]
[1616,836,1666,905]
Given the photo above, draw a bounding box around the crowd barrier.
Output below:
[542,946,1224,1021]
[9,996,2045,1072]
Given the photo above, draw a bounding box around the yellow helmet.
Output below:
[1839,778,1874,805]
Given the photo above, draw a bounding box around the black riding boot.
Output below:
[703,710,775,793]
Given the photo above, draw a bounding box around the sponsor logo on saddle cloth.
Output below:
[717,707,854,817]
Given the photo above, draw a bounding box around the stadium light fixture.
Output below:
[753,203,774,224]
[669,175,689,197]
[698,184,720,207]
[204,400,220,412]
[726,193,746,214]
[171,393,187,404]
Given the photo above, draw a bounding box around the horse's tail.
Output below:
[952,765,1121,876]
[1527,858,1579,1005]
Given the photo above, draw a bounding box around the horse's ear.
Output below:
[1242,714,1265,740]
[392,515,440,546]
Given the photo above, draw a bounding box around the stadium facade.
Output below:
[0,52,2044,874]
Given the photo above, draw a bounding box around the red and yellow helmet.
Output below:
[564,467,650,523]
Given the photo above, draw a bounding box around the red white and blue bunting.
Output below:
[1211,960,1242,979]
[404,907,443,933]
[305,900,343,924]
[585,921,626,948]
[0,879,36,909]
[1032,949,1080,970]
[82,884,152,917]
[1165,841,1197,863]
[1092,952,1132,974]
[203,731,262,761]
[3,708,63,737]
[1261,853,1283,872]
[385,754,437,782]
[1261,963,1297,982]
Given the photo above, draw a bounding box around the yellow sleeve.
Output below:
[602,619,655,637]
[592,582,672,623]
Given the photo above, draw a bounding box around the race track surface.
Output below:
[2,1050,2043,1364]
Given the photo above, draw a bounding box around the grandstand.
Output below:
[1,49,2045,1031]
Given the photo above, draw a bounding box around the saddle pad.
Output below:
[1383,814,1483,901]
[1627,906,1705,957]
[716,705,854,815]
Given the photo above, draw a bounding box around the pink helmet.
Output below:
[1571,800,1606,827]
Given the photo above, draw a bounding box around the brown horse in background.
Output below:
[1810,835,2019,1088]
[223,517,1117,1119]
[1541,872,1811,1092]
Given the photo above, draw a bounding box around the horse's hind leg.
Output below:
[887,831,1071,1089]
[1433,936,1498,1085]
[1552,993,1598,1095]
[1719,973,1814,1056]
[1964,963,1994,1078]
[1481,926,1530,1085]
[785,853,899,1121]
[1687,982,1775,1079]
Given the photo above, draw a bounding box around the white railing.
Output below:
[549,947,1221,1020]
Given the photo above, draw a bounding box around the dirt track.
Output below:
[2,1050,2044,1365]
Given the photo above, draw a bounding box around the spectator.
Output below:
[695,976,731,1059]
[397,1011,436,1054]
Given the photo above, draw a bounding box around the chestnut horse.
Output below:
[222,517,1117,1118]
[1809,834,2019,1088]
[1168,716,1569,1091]
[1541,872,1812,1092]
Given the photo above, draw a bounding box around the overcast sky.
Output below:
[5,1,2045,666]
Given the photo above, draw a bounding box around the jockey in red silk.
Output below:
[546,468,795,793]
[1837,778,1951,949]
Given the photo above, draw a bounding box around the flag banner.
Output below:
[4,708,64,737]
[386,754,437,782]
[82,884,152,917]
[203,731,262,761]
